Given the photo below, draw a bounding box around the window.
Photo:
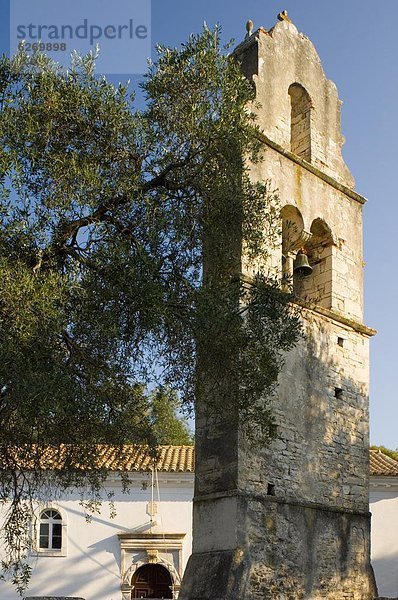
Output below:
[335,387,344,400]
[34,506,67,556]
[39,509,62,549]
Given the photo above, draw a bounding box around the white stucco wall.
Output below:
[370,478,398,599]
[0,472,194,600]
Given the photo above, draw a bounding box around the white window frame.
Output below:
[33,505,68,557]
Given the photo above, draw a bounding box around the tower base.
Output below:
[179,494,378,600]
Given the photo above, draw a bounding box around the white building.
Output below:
[0,446,397,599]
[0,446,194,600]
[370,448,398,599]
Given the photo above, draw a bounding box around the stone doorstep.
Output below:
[24,597,85,600]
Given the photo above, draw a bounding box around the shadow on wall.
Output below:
[180,311,380,600]
[73,532,121,577]
[24,556,97,600]
[372,555,398,599]
[240,310,378,599]
[246,311,373,511]
[182,300,380,600]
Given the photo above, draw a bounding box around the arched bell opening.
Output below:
[131,563,173,599]
[293,217,335,306]
[288,83,313,162]
[281,204,305,291]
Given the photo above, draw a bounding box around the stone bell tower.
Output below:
[180,13,377,600]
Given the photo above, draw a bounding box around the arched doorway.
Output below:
[131,563,173,599]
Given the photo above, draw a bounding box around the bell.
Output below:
[293,252,313,277]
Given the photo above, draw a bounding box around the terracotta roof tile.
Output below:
[94,445,195,472]
[5,445,195,473]
[370,449,398,476]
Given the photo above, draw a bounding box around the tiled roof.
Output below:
[5,445,195,473]
[94,445,195,473]
[370,449,398,476]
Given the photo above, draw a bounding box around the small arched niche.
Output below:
[288,83,312,162]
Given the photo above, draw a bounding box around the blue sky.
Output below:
[1,0,397,448]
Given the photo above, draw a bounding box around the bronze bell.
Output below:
[293,252,313,277]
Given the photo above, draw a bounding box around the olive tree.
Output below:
[0,27,301,592]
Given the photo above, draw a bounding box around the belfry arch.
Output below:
[288,83,313,161]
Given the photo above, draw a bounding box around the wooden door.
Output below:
[132,563,173,599]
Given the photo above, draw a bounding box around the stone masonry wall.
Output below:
[182,494,376,600]
[246,498,375,600]
[240,310,371,513]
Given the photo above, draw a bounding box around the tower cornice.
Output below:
[257,131,367,205]
[295,300,377,337]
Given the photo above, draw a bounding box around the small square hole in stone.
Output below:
[335,387,343,399]
[267,483,275,496]
[337,337,344,347]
